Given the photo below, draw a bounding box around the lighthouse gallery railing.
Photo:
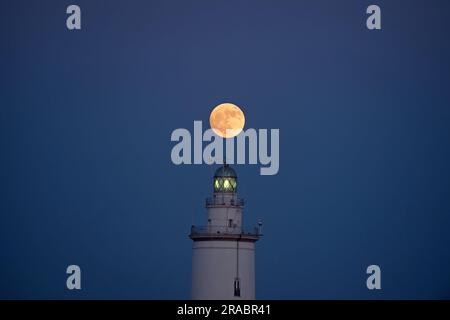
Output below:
[205,197,245,207]
[190,225,261,237]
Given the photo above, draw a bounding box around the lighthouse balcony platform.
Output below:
[189,225,261,242]
[205,196,244,207]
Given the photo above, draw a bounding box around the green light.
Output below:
[214,177,237,192]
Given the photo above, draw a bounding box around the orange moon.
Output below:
[209,103,245,138]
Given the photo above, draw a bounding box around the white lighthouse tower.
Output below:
[190,163,262,300]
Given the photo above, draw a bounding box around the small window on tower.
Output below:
[228,219,233,227]
[234,278,241,297]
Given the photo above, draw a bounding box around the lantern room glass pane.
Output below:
[214,177,237,193]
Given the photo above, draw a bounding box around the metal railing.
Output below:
[205,197,244,207]
[190,225,260,237]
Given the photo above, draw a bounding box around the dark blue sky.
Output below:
[1,0,450,299]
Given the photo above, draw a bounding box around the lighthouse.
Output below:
[190,163,262,300]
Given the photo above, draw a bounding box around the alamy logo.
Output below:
[170,103,280,175]
[66,265,81,290]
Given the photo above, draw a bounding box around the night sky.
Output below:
[1,0,450,299]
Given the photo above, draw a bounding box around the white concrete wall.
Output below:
[191,240,255,300]
[207,206,242,231]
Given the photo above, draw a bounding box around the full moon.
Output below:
[209,103,245,138]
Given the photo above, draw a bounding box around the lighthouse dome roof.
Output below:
[214,164,237,178]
